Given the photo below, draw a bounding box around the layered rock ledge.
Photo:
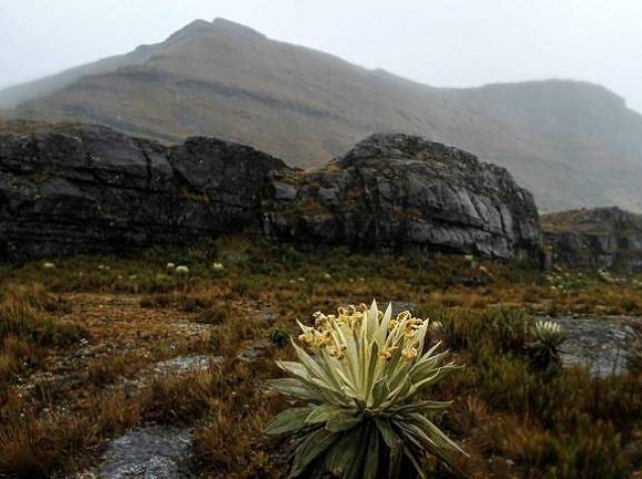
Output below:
[0,126,541,262]
[262,134,541,258]
[0,124,285,261]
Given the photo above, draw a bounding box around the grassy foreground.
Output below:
[0,232,641,478]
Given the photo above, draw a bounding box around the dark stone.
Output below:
[542,207,642,272]
[261,133,541,259]
[0,125,286,262]
[0,127,543,262]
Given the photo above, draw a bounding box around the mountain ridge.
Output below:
[1,18,641,213]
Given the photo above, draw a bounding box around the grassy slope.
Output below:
[1,232,641,478]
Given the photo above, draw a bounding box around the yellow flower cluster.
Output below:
[297,303,430,362]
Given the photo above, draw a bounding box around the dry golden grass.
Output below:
[0,235,641,478]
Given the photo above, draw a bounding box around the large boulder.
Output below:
[542,207,642,272]
[262,133,541,258]
[0,124,285,261]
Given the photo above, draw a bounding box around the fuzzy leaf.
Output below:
[374,418,396,448]
[405,366,454,398]
[410,349,453,380]
[322,354,357,396]
[264,407,313,436]
[290,428,339,477]
[364,340,380,406]
[307,377,349,405]
[382,348,412,395]
[403,445,428,479]
[342,425,367,479]
[277,360,312,381]
[371,375,389,406]
[408,413,467,455]
[305,403,344,424]
[334,321,361,393]
[389,399,453,415]
[323,428,362,477]
[277,361,345,404]
[292,342,336,386]
[365,300,379,343]
[374,417,406,478]
[325,411,362,432]
[376,303,392,348]
[267,378,324,401]
[363,426,380,479]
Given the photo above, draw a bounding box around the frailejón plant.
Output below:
[265,301,464,479]
[527,319,566,370]
[175,265,189,275]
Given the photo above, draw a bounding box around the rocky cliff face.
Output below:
[262,134,541,259]
[542,207,642,272]
[0,124,285,261]
[0,126,541,262]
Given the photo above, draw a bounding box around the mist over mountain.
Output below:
[1,18,641,212]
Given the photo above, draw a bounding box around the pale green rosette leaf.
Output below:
[264,407,313,436]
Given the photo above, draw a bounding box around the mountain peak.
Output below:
[164,18,267,44]
[211,18,267,39]
[165,19,213,43]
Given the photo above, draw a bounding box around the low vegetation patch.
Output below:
[0,232,641,478]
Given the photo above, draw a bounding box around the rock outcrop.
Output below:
[0,124,285,261]
[262,134,541,259]
[542,207,642,272]
[0,126,542,262]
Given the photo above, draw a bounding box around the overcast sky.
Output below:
[1,0,641,113]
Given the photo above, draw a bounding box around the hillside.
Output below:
[2,18,642,212]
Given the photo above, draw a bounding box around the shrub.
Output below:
[269,326,290,349]
[265,301,464,479]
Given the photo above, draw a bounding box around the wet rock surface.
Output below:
[262,133,541,259]
[97,426,194,479]
[538,315,641,377]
